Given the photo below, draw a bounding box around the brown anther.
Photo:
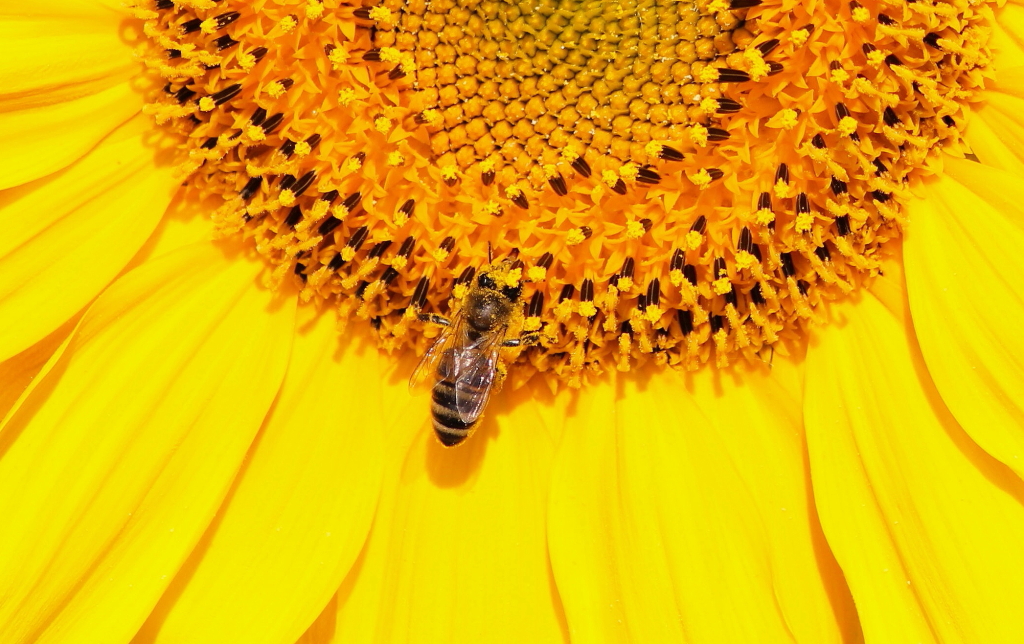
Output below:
[240,176,262,201]
[580,279,595,303]
[411,276,430,309]
[683,264,698,285]
[620,257,635,280]
[678,309,694,336]
[455,266,476,285]
[579,226,593,240]
[482,169,495,185]
[285,205,303,228]
[738,227,753,252]
[706,128,730,142]
[830,177,848,195]
[250,47,268,64]
[756,39,781,56]
[214,36,239,51]
[347,226,370,251]
[368,240,393,259]
[214,11,241,29]
[670,248,685,272]
[511,192,529,209]
[528,291,545,318]
[758,192,772,211]
[548,174,568,196]
[836,215,852,236]
[182,18,203,34]
[780,252,796,277]
[397,236,415,257]
[570,156,592,178]
[811,133,827,149]
[877,13,895,26]
[639,218,653,233]
[716,68,752,83]
[646,278,661,307]
[342,191,363,211]
[610,179,627,195]
[292,170,317,196]
[729,0,762,7]
[362,48,382,62]
[380,266,400,285]
[796,193,810,214]
[690,214,708,234]
[714,257,728,278]
[750,283,766,305]
[537,252,554,270]
[173,83,192,101]
[715,99,742,114]
[558,283,575,302]
[210,83,243,106]
[249,108,268,126]
[706,168,724,181]
[390,201,413,224]
[815,245,832,262]
[775,163,790,185]
[658,146,685,161]
[636,168,661,184]
[261,112,284,134]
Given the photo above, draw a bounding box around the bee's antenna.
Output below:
[487,241,493,264]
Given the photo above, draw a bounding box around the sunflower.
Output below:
[1,0,1023,640]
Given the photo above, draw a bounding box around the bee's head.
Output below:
[477,261,522,303]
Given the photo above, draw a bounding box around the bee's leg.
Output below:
[418,313,451,326]
[502,332,541,347]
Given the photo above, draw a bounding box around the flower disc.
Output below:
[135,0,992,386]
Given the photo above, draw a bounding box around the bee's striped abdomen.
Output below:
[431,379,477,446]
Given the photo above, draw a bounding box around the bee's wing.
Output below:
[409,312,463,391]
[450,330,504,424]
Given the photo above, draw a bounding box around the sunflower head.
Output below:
[135,0,989,386]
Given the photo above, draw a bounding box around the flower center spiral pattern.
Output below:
[134,0,992,387]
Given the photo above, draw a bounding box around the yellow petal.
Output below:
[804,293,1024,643]
[320,366,569,643]
[963,104,1024,177]
[0,241,295,643]
[547,362,858,643]
[971,67,1024,172]
[0,315,77,421]
[0,79,142,190]
[134,305,384,644]
[0,114,177,363]
[903,159,1024,477]
[0,2,136,112]
[991,4,1024,70]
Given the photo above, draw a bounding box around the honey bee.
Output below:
[410,258,537,447]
